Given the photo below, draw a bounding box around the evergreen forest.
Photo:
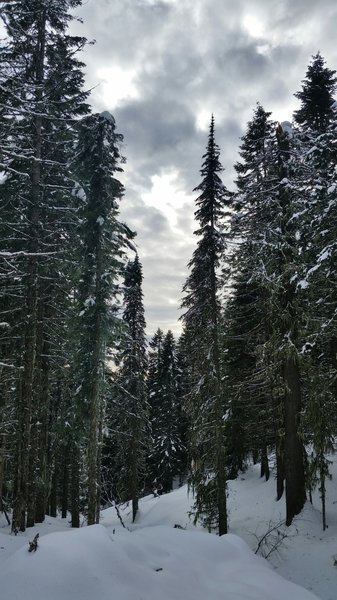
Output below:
[1,0,337,542]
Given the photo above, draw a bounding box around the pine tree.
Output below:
[72,111,131,526]
[148,330,185,493]
[293,53,337,529]
[114,255,148,521]
[228,102,307,524]
[181,116,232,535]
[226,104,278,482]
[0,0,89,531]
[294,52,337,132]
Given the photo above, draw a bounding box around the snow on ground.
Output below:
[2,460,337,600]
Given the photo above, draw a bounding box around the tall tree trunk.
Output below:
[61,444,69,519]
[277,125,306,526]
[49,462,58,518]
[211,243,227,536]
[71,442,80,528]
[87,373,100,525]
[131,436,139,522]
[87,255,103,525]
[26,301,45,528]
[260,443,270,481]
[35,336,50,523]
[95,400,104,523]
[13,292,37,532]
[0,434,6,506]
[283,354,306,525]
[320,466,327,531]
[276,440,285,501]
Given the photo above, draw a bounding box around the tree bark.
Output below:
[71,442,80,528]
[61,444,69,519]
[276,441,285,500]
[283,354,306,525]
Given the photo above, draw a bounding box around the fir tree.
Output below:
[0,0,89,531]
[226,104,278,483]
[228,103,307,524]
[293,53,337,529]
[114,255,148,522]
[72,111,131,526]
[148,330,185,493]
[181,116,232,535]
[294,52,337,132]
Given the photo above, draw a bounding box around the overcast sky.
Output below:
[73,0,337,337]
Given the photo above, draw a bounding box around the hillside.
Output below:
[2,459,337,600]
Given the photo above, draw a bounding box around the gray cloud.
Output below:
[73,0,337,335]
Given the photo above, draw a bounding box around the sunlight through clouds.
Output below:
[142,170,194,229]
[96,66,139,107]
[243,14,265,38]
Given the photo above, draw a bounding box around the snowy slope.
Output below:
[0,521,318,600]
[1,461,337,600]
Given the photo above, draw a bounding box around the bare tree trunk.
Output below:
[0,434,6,503]
[13,295,37,532]
[71,442,80,528]
[61,444,69,519]
[283,355,306,525]
[211,241,227,536]
[49,463,58,517]
[87,382,100,525]
[260,444,270,481]
[95,400,105,523]
[276,441,285,500]
[320,467,327,531]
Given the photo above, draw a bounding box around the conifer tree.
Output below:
[72,111,131,526]
[293,53,337,529]
[226,104,278,482]
[0,0,89,531]
[114,255,148,521]
[294,52,337,131]
[148,330,185,493]
[228,102,307,524]
[181,116,232,535]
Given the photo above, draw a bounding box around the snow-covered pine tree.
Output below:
[181,116,232,535]
[225,104,278,483]
[147,328,164,489]
[114,255,148,522]
[0,0,89,531]
[294,53,337,131]
[293,53,337,529]
[72,111,132,526]
[227,101,307,525]
[148,330,185,493]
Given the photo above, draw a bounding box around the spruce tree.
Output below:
[0,0,89,531]
[228,102,307,524]
[72,111,131,525]
[293,53,337,529]
[181,116,232,535]
[294,52,337,132]
[148,330,185,493]
[226,104,278,483]
[114,255,148,521]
